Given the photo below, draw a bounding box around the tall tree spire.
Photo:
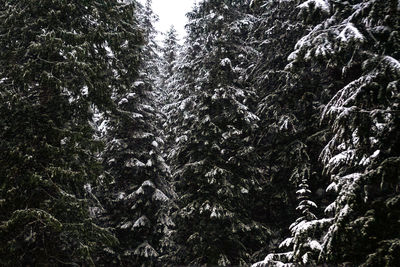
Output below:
[170,1,270,265]
[99,1,176,265]
[0,0,138,264]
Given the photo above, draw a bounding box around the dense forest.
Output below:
[0,0,399,266]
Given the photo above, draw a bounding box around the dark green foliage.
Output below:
[0,0,138,265]
[1,0,399,265]
[169,1,271,265]
[255,0,400,265]
[98,1,176,266]
[249,1,332,260]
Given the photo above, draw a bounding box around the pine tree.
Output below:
[0,0,133,265]
[138,0,161,94]
[314,1,400,264]
[256,0,400,265]
[259,173,321,266]
[158,26,181,159]
[99,0,176,265]
[158,26,180,106]
[170,1,271,265]
[248,1,331,262]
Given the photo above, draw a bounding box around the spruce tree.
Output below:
[170,1,270,265]
[159,26,180,94]
[314,1,400,264]
[248,1,331,261]
[256,0,400,265]
[0,0,134,265]
[99,0,175,265]
[158,26,181,159]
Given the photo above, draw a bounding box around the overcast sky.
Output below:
[142,0,197,43]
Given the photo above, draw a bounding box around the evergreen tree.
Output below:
[170,1,271,265]
[249,1,331,261]
[313,1,400,264]
[158,26,181,159]
[0,0,134,265]
[138,0,161,94]
[159,26,180,96]
[260,173,321,265]
[256,0,400,265]
[99,0,176,265]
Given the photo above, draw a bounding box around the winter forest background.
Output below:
[0,0,399,266]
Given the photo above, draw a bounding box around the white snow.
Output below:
[82,86,88,96]
[131,132,153,139]
[104,42,114,58]
[210,208,218,218]
[279,117,289,131]
[309,240,322,251]
[338,204,351,219]
[205,166,229,178]
[220,58,231,67]
[84,183,92,193]
[179,98,191,111]
[146,159,153,167]
[341,172,362,181]
[338,23,365,42]
[302,252,309,264]
[324,202,336,213]
[298,200,317,208]
[118,98,128,105]
[371,149,380,158]
[135,187,144,195]
[131,112,144,119]
[296,188,311,195]
[127,92,136,99]
[253,252,293,267]
[279,237,293,248]
[151,140,159,148]
[134,242,159,258]
[152,189,169,202]
[384,56,400,74]
[298,0,330,13]
[120,221,132,229]
[118,192,126,200]
[327,149,356,170]
[125,158,146,168]
[133,215,149,228]
[142,180,155,188]
[134,81,144,87]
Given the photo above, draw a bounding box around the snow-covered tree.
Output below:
[313,1,400,264]
[169,1,271,265]
[248,1,331,260]
[157,26,181,159]
[138,0,160,83]
[0,0,135,265]
[99,0,176,265]
[159,26,180,94]
[257,169,322,266]
[256,0,400,265]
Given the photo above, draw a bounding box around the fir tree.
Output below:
[259,172,321,266]
[0,0,133,265]
[170,1,270,265]
[99,0,176,265]
[314,1,400,264]
[249,1,331,261]
[158,26,180,106]
[158,26,181,159]
[256,0,400,265]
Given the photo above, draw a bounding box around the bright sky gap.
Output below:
[140,0,197,43]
